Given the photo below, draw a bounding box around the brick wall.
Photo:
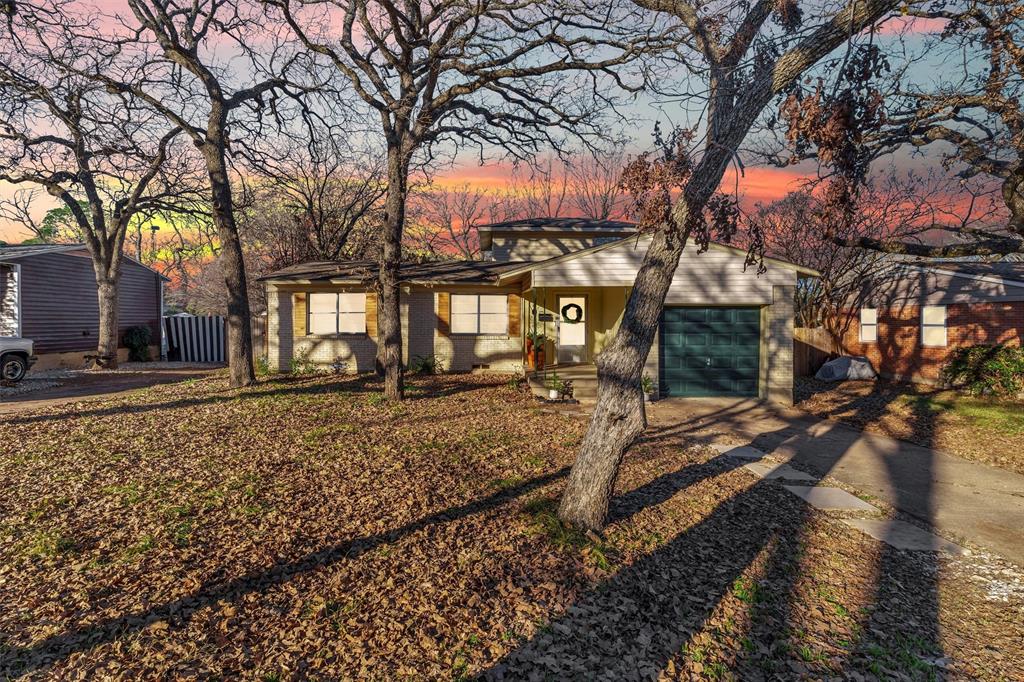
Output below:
[765,285,795,405]
[838,301,1024,383]
[431,292,522,372]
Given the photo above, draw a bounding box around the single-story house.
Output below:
[838,260,1024,383]
[261,218,816,404]
[0,244,166,369]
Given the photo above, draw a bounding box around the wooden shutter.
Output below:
[292,293,307,336]
[507,293,521,337]
[437,292,450,336]
[365,292,378,338]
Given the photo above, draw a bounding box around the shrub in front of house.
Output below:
[122,325,152,362]
[941,345,1024,397]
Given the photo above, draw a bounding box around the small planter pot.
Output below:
[548,388,560,400]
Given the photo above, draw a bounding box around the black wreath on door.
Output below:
[560,303,583,323]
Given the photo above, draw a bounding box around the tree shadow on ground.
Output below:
[486,381,944,679]
[0,466,571,677]
[0,372,498,426]
[1,378,947,679]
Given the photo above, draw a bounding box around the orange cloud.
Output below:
[432,162,812,205]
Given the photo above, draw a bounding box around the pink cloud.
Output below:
[875,15,948,36]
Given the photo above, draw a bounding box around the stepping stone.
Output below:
[710,444,765,460]
[782,486,877,512]
[842,518,966,555]
[743,461,818,483]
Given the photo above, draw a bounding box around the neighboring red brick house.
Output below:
[837,261,1024,384]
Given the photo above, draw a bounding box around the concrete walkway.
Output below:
[647,397,1024,566]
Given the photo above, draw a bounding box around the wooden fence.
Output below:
[164,315,226,363]
[163,314,268,364]
[794,327,838,377]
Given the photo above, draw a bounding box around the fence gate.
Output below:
[163,315,226,363]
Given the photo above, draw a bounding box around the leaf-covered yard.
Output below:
[1,374,1022,679]
[796,378,1024,476]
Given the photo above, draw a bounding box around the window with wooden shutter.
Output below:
[293,293,307,336]
[507,293,521,336]
[437,292,450,336]
[450,294,508,335]
[305,292,367,335]
[365,292,378,338]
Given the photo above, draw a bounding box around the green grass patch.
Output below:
[26,529,76,558]
[904,393,1024,435]
[523,497,617,570]
[731,576,761,604]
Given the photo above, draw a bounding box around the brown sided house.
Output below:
[0,244,166,369]
[837,260,1024,384]
[261,218,816,404]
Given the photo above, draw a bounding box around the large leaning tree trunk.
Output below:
[274,0,661,400]
[558,0,902,531]
[558,169,727,529]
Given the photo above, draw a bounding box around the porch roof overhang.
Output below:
[259,258,533,287]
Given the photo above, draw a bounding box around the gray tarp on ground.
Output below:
[815,356,877,382]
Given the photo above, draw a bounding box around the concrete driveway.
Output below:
[0,367,218,415]
[647,397,1024,566]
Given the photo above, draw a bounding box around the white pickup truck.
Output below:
[0,338,36,382]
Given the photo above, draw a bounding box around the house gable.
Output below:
[479,218,637,262]
[519,234,800,305]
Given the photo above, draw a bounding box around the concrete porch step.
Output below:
[528,365,598,400]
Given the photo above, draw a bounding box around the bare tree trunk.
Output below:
[203,136,255,388]
[378,143,408,400]
[557,225,688,530]
[94,262,120,369]
[559,140,735,529]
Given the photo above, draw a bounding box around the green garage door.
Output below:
[660,307,760,397]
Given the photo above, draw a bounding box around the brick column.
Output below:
[267,284,292,373]
[765,284,795,405]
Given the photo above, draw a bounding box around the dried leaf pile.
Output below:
[796,377,1024,475]
[0,373,1021,680]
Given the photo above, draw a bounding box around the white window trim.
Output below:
[450,293,509,336]
[859,307,878,343]
[920,305,947,348]
[306,292,367,336]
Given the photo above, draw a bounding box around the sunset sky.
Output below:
[0,12,959,244]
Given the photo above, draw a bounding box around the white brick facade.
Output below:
[267,284,523,374]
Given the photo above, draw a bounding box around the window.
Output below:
[921,305,947,347]
[307,292,366,335]
[451,294,508,335]
[859,308,877,343]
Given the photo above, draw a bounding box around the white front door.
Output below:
[557,296,587,364]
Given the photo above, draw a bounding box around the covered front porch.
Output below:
[522,285,631,369]
[520,285,638,402]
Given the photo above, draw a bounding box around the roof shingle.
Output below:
[260,259,532,284]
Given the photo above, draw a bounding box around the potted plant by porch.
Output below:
[641,373,657,402]
[547,372,563,401]
[527,331,547,370]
